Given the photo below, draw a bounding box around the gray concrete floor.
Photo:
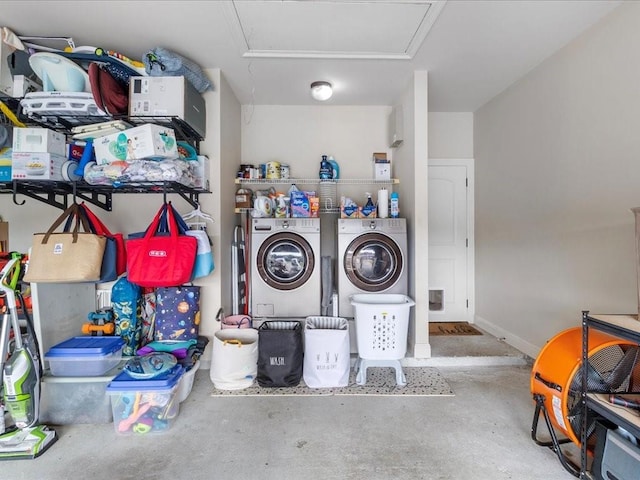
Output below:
[1,333,577,480]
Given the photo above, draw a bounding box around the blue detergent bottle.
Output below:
[328,156,340,180]
[319,155,332,180]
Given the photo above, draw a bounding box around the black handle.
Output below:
[534,372,563,392]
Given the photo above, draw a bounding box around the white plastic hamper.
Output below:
[350,294,415,360]
[303,316,350,388]
[210,329,258,390]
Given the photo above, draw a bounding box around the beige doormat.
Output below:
[210,367,454,397]
[429,322,483,336]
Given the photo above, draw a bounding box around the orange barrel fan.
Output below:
[531,326,637,446]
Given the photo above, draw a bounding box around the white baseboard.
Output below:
[474,315,540,359]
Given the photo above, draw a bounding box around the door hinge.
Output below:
[466,238,468,247]
[466,177,468,187]
[466,299,469,308]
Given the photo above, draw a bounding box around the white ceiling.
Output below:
[1,0,622,111]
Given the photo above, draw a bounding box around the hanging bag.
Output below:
[79,202,127,276]
[257,321,304,388]
[126,202,197,287]
[69,205,117,283]
[210,328,259,390]
[155,285,201,341]
[186,228,214,279]
[24,203,106,283]
[112,275,142,356]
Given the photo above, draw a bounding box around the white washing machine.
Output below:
[337,218,408,319]
[250,217,321,318]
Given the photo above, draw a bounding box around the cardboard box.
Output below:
[93,124,178,164]
[291,190,311,218]
[11,152,67,180]
[235,189,252,209]
[12,127,66,156]
[341,203,360,219]
[374,162,391,181]
[0,148,11,182]
[129,76,206,138]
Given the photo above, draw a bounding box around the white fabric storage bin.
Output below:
[210,328,258,390]
[303,316,350,388]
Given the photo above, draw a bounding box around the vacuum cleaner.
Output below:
[0,257,56,459]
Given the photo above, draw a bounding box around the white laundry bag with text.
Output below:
[303,317,350,388]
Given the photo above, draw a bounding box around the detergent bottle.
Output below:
[328,155,340,179]
[390,191,400,218]
[319,155,332,180]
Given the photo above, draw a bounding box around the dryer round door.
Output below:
[256,232,316,290]
[344,233,403,291]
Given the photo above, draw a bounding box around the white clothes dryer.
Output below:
[337,218,408,319]
[250,217,321,318]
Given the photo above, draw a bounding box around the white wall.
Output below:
[428,112,473,159]
[241,104,393,259]
[241,105,392,179]
[197,69,241,367]
[474,2,640,358]
[392,71,430,358]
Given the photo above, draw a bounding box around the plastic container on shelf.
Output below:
[349,294,415,360]
[106,364,184,435]
[44,336,125,376]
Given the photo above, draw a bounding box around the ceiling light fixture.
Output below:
[310,81,333,101]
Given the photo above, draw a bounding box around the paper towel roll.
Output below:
[377,188,389,218]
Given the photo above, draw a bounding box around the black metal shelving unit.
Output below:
[0,95,209,211]
[580,311,640,479]
[0,180,208,211]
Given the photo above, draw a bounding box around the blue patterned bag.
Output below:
[155,286,201,341]
[112,276,142,356]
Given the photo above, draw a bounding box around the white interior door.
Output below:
[428,163,472,322]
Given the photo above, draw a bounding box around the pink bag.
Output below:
[216,308,252,329]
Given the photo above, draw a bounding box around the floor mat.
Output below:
[429,322,483,336]
[210,367,454,397]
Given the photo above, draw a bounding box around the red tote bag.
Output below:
[79,202,127,276]
[126,203,197,287]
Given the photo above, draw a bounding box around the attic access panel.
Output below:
[223,0,446,59]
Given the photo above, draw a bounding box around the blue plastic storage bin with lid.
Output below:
[44,336,125,376]
[106,364,184,435]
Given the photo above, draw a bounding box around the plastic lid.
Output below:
[45,336,125,358]
[106,364,184,392]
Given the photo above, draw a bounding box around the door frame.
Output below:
[428,158,475,322]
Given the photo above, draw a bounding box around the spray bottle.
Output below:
[390,191,399,218]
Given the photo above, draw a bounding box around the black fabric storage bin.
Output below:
[257,321,303,387]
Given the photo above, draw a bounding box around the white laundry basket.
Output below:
[350,294,415,360]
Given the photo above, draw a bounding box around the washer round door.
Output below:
[344,233,403,291]
[256,232,316,290]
